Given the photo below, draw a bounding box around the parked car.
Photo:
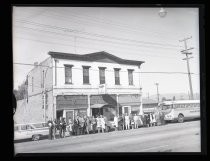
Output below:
[14,122,49,141]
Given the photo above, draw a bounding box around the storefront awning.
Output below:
[90,103,108,108]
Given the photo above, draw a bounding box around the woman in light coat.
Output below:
[96,115,101,133]
[114,115,119,131]
[100,115,105,133]
[125,113,130,130]
[149,113,154,127]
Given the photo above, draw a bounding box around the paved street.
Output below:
[14,120,200,153]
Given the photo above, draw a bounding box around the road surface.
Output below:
[14,120,200,153]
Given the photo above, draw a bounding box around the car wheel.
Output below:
[32,135,40,141]
[178,114,184,123]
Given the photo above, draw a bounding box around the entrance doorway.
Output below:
[92,108,103,117]
[65,110,74,124]
[56,110,63,120]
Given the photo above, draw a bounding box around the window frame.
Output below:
[99,67,106,84]
[64,64,73,84]
[128,69,134,85]
[82,66,91,84]
[114,68,121,85]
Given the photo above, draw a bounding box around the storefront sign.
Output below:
[56,95,88,110]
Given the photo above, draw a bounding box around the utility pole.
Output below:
[179,36,194,100]
[147,92,150,99]
[155,83,160,103]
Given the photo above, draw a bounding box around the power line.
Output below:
[14,29,183,59]
[18,8,181,42]
[15,28,181,54]
[13,62,199,75]
[15,19,181,49]
[14,35,181,60]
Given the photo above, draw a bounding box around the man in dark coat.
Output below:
[74,116,80,135]
[58,117,63,138]
[62,118,67,138]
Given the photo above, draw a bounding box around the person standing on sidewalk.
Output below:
[100,115,105,133]
[58,117,63,138]
[47,119,53,140]
[125,113,130,130]
[114,114,119,131]
[134,114,138,129]
[146,114,150,127]
[52,119,57,139]
[62,118,67,138]
[96,115,101,133]
[68,117,73,136]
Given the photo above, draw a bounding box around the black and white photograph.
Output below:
[13,6,203,154]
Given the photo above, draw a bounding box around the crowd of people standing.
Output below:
[47,112,166,140]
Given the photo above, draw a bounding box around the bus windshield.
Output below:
[159,104,172,114]
[161,105,172,110]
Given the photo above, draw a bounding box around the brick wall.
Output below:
[14,57,54,124]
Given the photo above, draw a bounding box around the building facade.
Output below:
[16,51,144,123]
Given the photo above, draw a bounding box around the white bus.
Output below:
[159,100,200,123]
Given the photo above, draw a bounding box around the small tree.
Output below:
[13,81,27,100]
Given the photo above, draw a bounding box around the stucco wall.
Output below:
[53,58,142,96]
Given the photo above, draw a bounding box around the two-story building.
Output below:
[23,51,144,124]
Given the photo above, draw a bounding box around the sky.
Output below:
[13,7,200,97]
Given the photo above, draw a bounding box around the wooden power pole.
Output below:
[179,36,194,100]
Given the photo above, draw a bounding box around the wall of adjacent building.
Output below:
[14,57,54,124]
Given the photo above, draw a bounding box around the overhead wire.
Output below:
[15,19,181,49]
[13,62,199,75]
[22,8,182,41]
[14,36,181,60]
[14,28,182,58]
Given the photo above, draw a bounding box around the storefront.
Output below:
[118,94,141,115]
[56,95,88,124]
[90,94,117,121]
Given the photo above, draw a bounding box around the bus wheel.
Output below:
[178,114,184,123]
[32,135,40,141]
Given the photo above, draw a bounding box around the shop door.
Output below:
[65,110,74,124]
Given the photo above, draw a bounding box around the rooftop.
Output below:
[48,51,144,66]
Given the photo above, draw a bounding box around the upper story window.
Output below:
[128,69,134,85]
[64,65,73,84]
[83,66,91,84]
[99,67,106,84]
[114,68,121,85]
